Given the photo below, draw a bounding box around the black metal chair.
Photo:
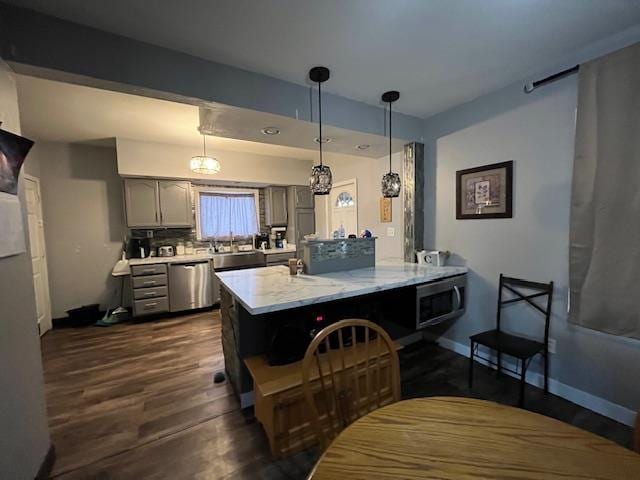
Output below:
[468,274,554,407]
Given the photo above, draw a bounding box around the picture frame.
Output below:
[379,197,392,223]
[456,160,513,219]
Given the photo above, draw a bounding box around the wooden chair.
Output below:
[469,274,554,407]
[301,319,401,450]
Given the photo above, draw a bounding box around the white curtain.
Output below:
[569,42,640,339]
[199,192,259,238]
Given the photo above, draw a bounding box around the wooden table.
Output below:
[309,396,640,479]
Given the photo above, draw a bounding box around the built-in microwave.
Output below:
[415,275,466,329]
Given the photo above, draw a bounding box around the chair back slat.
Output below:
[497,275,554,333]
[301,319,400,450]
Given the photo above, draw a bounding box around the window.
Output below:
[196,188,260,239]
[335,191,355,208]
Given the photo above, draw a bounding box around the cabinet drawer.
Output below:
[132,274,167,288]
[131,264,167,276]
[266,252,296,265]
[133,286,168,300]
[134,297,169,316]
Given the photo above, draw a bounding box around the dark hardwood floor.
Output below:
[40,310,634,479]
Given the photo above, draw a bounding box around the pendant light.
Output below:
[308,66,332,195]
[190,133,220,175]
[381,90,401,198]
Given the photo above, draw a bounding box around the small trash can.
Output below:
[66,304,100,327]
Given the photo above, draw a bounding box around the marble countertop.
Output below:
[216,262,468,315]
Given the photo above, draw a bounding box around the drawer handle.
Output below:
[144,302,158,309]
[143,291,157,297]
[142,268,156,273]
[143,281,156,286]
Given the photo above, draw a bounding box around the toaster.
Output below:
[158,245,175,257]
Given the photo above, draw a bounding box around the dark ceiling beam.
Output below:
[0,2,423,141]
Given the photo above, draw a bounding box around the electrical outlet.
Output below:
[548,338,557,354]
[386,227,395,237]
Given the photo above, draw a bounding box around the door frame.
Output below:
[324,178,358,238]
[24,173,52,336]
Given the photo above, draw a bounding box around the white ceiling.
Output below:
[8,0,640,117]
[16,74,400,160]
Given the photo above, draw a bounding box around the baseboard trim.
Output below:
[437,337,636,427]
[35,444,56,480]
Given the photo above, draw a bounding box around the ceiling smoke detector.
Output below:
[261,127,281,135]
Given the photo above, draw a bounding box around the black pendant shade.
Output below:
[381,90,401,198]
[308,66,332,195]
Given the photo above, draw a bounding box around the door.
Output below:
[24,175,52,336]
[329,179,358,237]
[159,180,192,226]
[124,179,160,227]
[295,209,315,247]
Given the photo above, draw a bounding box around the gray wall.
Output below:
[0,62,50,479]
[25,142,124,318]
[422,33,640,415]
[0,3,423,141]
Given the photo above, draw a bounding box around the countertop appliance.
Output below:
[271,227,286,249]
[254,233,270,250]
[168,261,213,312]
[415,275,466,329]
[128,237,152,259]
[158,245,175,257]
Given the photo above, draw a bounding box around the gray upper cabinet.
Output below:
[292,185,314,209]
[124,179,161,227]
[265,186,288,226]
[158,181,192,227]
[124,179,192,228]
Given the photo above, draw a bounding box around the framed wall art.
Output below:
[456,161,513,219]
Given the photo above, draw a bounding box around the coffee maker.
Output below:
[127,237,152,258]
[270,227,287,249]
[254,233,270,250]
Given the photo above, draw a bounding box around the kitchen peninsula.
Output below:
[216,262,468,407]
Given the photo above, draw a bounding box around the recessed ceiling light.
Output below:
[261,127,281,135]
[356,144,370,150]
[314,137,332,144]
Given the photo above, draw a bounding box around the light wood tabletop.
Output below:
[308,396,640,479]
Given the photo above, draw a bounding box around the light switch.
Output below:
[386,227,395,237]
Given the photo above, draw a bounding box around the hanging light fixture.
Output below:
[381,90,401,198]
[308,66,332,195]
[190,133,220,175]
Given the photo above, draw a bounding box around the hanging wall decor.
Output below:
[456,160,513,219]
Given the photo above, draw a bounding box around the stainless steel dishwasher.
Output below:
[168,261,213,312]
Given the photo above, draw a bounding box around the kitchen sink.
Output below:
[213,251,265,271]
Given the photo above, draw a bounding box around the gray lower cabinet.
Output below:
[264,186,288,226]
[131,263,169,316]
[265,251,296,266]
[124,179,192,228]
